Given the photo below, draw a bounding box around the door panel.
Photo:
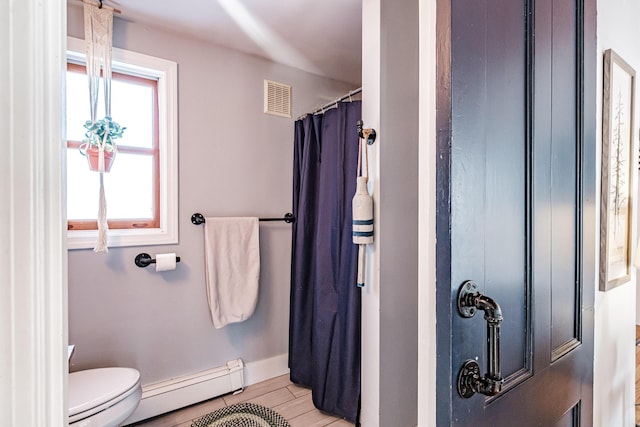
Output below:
[436,0,596,424]
[449,0,529,392]
[549,0,581,358]
[553,402,581,427]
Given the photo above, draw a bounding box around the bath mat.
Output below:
[191,402,290,427]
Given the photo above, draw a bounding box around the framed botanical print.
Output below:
[599,49,636,291]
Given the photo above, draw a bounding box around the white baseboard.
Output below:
[244,353,289,386]
[124,354,289,425]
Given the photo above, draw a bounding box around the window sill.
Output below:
[67,227,178,250]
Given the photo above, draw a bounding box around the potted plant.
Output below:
[79,116,126,172]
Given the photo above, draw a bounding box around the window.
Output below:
[66,63,159,230]
[66,37,178,249]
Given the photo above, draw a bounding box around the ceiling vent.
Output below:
[264,80,292,118]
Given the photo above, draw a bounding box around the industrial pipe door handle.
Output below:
[456,280,504,398]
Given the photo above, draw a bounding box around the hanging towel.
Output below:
[204,217,260,329]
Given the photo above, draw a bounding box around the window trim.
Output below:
[66,37,178,249]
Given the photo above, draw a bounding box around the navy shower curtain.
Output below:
[289,101,361,423]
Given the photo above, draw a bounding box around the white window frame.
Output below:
[66,36,179,249]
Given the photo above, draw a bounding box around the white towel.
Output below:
[204,217,260,329]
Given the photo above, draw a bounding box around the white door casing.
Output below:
[0,1,68,425]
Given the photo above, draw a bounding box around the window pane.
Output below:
[105,153,154,219]
[66,70,154,148]
[66,70,91,142]
[67,148,100,219]
[111,80,154,149]
[67,151,154,220]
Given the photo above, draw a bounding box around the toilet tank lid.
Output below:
[69,367,141,416]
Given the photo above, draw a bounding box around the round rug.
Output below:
[191,402,291,427]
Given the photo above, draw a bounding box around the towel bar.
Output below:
[190,213,295,225]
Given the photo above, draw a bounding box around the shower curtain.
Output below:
[289,100,361,423]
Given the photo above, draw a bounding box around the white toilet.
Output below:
[69,367,142,427]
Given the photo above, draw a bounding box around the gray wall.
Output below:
[67,5,357,385]
[379,0,419,425]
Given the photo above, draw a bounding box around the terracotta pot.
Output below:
[82,145,116,172]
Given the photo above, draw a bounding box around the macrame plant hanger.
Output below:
[84,1,114,253]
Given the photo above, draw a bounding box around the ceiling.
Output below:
[87,0,362,85]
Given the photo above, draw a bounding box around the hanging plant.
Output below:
[79,116,126,172]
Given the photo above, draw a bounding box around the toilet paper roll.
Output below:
[155,253,177,272]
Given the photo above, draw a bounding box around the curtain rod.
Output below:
[76,0,122,14]
[298,87,362,120]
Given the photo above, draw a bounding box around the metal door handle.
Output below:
[456,280,504,398]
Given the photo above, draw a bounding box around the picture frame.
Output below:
[599,49,636,291]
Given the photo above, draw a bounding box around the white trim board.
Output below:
[0,1,68,425]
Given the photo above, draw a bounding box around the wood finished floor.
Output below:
[128,374,354,427]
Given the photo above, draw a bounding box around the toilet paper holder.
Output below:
[135,253,181,268]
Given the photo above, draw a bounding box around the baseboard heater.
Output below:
[124,358,244,425]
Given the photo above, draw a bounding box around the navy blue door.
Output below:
[436,0,596,425]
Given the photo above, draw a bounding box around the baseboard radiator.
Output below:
[124,359,245,425]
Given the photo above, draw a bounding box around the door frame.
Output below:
[1,0,68,425]
[417,0,439,426]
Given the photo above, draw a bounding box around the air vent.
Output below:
[264,80,292,118]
